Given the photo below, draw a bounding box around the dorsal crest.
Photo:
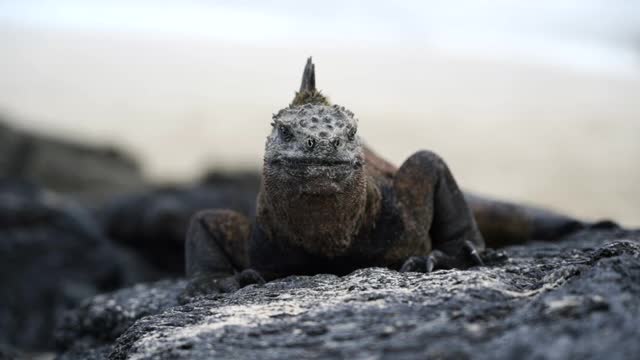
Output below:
[290,57,330,107]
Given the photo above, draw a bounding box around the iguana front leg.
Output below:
[184,209,264,296]
[395,150,485,273]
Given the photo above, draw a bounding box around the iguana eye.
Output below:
[279,125,293,142]
[347,127,357,141]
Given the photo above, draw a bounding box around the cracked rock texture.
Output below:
[56,227,640,360]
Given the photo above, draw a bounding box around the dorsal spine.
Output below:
[290,57,330,107]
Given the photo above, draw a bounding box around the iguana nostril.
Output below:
[306,138,316,149]
[332,138,341,148]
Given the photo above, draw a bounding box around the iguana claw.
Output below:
[465,240,484,266]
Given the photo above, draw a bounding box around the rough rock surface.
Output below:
[0,180,156,350]
[55,280,187,358]
[57,227,640,360]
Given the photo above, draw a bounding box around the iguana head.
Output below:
[263,58,365,195]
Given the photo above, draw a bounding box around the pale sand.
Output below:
[1,27,639,226]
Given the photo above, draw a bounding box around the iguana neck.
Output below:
[257,172,380,258]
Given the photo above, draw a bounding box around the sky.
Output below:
[1,0,639,75]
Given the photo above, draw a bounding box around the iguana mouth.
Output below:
[271,157,353,167]
[267,157,359,181]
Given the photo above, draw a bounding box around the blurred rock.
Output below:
[0,118,145,202]
[57,227,640,360]
[99,172,259,274]
[0,180,157,351]
[0,344,22,360]
[199,170,260,190]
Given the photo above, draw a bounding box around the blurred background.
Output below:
[1,0,639,225]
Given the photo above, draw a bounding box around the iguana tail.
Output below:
[464,193,617,247]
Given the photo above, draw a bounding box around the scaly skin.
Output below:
[184,58,599,295]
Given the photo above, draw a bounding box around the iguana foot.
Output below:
[400,241,483,273]
[464,240,484,266]
[400,252,449,273]
[400,255,431,273]
[399,251,448,273]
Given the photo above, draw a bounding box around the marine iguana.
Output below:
[184,58,592,294]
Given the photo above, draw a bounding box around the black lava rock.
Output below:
[57,227,640,360]
[0,180,154,351]
[55,279,186,357]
